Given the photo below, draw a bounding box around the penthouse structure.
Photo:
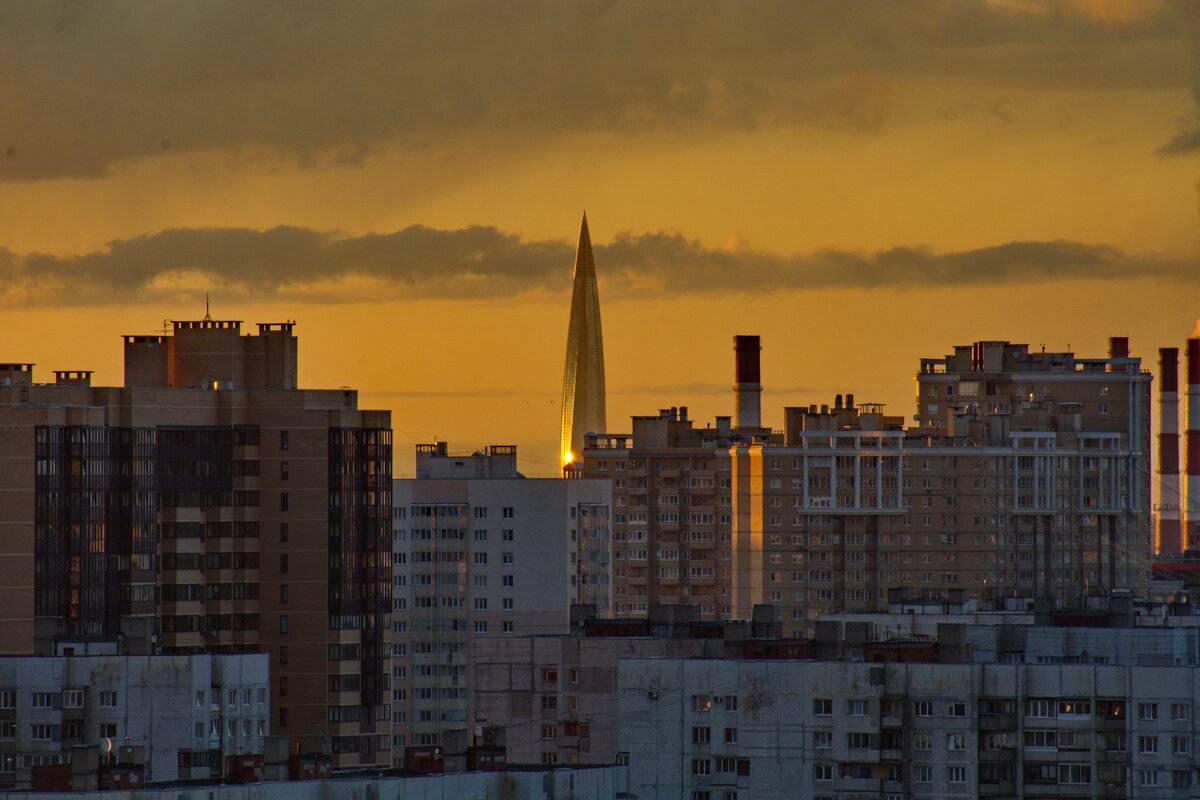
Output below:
[582,337,1153,634]
[390,444,611,766]
[0,319,392,768]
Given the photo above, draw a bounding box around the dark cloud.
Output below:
[0,0,1191,181]
[0,224,1191,308]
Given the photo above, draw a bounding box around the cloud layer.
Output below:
[0,224,1191,308]
[0,0,1193,181]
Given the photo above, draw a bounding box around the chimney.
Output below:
[1186,339,1200,549]
[733,335,762,430]
[846,393,855,410]
[1159,347,1182,553]
[1109,336,1129,373]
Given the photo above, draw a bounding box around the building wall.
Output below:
[583,342,1155,636]
[390,458,611,765]
[472,634,717,765]
[0,653,267,788]
[0,322,392,769]
[620,657,1200,800]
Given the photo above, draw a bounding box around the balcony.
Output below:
[978,748,1016,763]
[978,713,1016,730]
[978,780,1017,796]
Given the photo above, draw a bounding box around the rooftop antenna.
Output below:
[203,292,212,322]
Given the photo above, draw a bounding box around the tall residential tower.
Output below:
[560,214,606,465]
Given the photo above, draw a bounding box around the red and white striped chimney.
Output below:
[1158,347,1182,553]
[1186,338,1200,550]
[733,335,762,430]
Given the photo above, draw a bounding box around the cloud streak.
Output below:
[0,224,1192,308]
[0,0,1191,180]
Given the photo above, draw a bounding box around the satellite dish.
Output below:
[101,738,113,753]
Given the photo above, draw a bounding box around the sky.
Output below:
[1,0,1199,474]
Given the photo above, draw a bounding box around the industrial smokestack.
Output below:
[1159,347,1182,553]
[733,335,762,430]
[1186,339,1200,550]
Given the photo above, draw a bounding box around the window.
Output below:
[724,727,737,744]
[540,696,557,710]
[280,491,289,511]
[947,733,966,751]
[813,730,832,749]
[502,575,514,587]
[502,552,514,564]
[502,507,514,519]
[1139,735,1159,754]
[1172,735,1190,754]
[847,732,871,749]
[847,699,868,716]
[31,724,54,741]
[1139,703,1158,721]
[474,552,488,565]
[32,692,53,708]
[279,615,288,633]
[474,621,488,633]
[98,723,117,739]
[914,765,933,783]
[947,701,966,717]
[474,598,487,610]
[474,530,488,542]
[946,766,967,784]
[693,695,712,712]
[692,726,711,744]
[474,507,488,520]
[1060,764,1092,784]
[1172,703,1190,721]
[813,764,832,781]
[1139,769,1160,787]
[64,691,84,709]
[813,698,832,716]
[502,598,513,610]
[502,529,514,541]
[0,692,15,709]
[912,700,933,717]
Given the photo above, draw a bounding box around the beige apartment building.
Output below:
[0,319,391,768]
[581,338,1153,635]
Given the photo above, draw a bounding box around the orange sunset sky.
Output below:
[1,0,1199,473]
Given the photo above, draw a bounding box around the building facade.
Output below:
[0,652,267,789]
[390,444,611,765]
[0,319,391,768]
[582,338,1154,635]
[620,657,1200,800]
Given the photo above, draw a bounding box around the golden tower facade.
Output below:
[560,214,606,464]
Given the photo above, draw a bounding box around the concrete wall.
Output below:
[0,766,631,800]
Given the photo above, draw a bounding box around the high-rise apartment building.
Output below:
[583,337,1153,634]
[390,443,611,766]
[0,319,392,768]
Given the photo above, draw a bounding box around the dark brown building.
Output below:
[0,319,392,768]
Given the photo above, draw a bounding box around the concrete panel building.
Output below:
[0,652,267,789]
[0,319,391,768]
[390,444,611,765]
[620,657,1200,800]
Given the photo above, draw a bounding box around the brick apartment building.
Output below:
[581,337,1153,635]
[0,319,391,768]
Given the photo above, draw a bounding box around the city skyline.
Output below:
[1,0,1198,474]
